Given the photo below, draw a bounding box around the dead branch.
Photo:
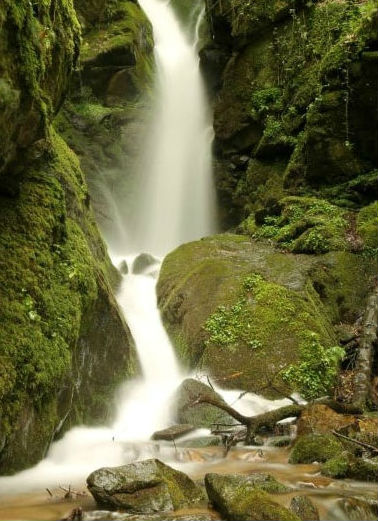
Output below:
[332,430,378,454]
[353,287,378,406]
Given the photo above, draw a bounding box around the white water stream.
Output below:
[0,0,294,496]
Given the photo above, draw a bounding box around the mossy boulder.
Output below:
[0,131,137,474]
[289,434,343,464]
[321,452,378,482]
[321,453,350,478]
[205,473,299,521]
[87,459,205,512]
[157,234,374,396]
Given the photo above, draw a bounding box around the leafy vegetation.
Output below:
[249,196,349,253]
[281,331,345,399]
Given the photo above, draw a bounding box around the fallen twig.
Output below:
[332,430,378,454]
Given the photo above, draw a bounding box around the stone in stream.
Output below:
[290,496,320,521]
[119,260,129,275]
[204,473,299,521]
[151,424,195,440]
[87,459,205,513]
[289,433,343,464]
[173,378,235,428]
[178,435,222,448]
[132,253,159,274]
[84,512,214,521]
[334,497,378,521]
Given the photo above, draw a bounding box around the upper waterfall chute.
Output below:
[130,0,217,256]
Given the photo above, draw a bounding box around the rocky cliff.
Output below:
[0,0,152,474]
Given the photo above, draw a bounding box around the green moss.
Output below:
[281,331,344,400]
[80,0,154,92]
[0,127,132,473]
[252,196,349,253]
[205,473,300,521]
[357,202,378,250]
[289,434,343,464]
[158,235,338,395]
[309,251,377,324]
[321,453,349,478]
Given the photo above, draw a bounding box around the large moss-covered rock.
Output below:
[157,234,374,395]
[321,452,378,481]
[204,473,299,521]
[289,434,343,464]
[0,131,137,474]
[87,459,205,512]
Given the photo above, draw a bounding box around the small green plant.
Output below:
[281,331,345,399]
[204,276,263,351]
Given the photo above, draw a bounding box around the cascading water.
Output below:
[131,0,217,255]
[0,0,216,494]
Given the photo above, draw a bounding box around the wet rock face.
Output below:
[204,473,300,521]
[173,378,234,428]
[206,0,378,227]
[0,0,80,181]
[87,459,205,513]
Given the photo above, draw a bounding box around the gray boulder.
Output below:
[173,378,234,428]
[151,424,195,441]
[87,459,204,513]
[132,253,159,274]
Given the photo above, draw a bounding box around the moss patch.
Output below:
[357,202,378,250]
[289,434,343,464]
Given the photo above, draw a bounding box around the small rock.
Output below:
[118,260,128,275]
[132,253,159,274]
[87,459,204,513]
[290,496,320,521]
[151,424,195,441]
[297,405,357,436]
[178,435,221,448]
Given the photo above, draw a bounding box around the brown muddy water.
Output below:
[0,445,377,521]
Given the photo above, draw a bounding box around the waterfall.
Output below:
[0,0,216,493]
[0,0,296,497]
[131,0,217,256]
